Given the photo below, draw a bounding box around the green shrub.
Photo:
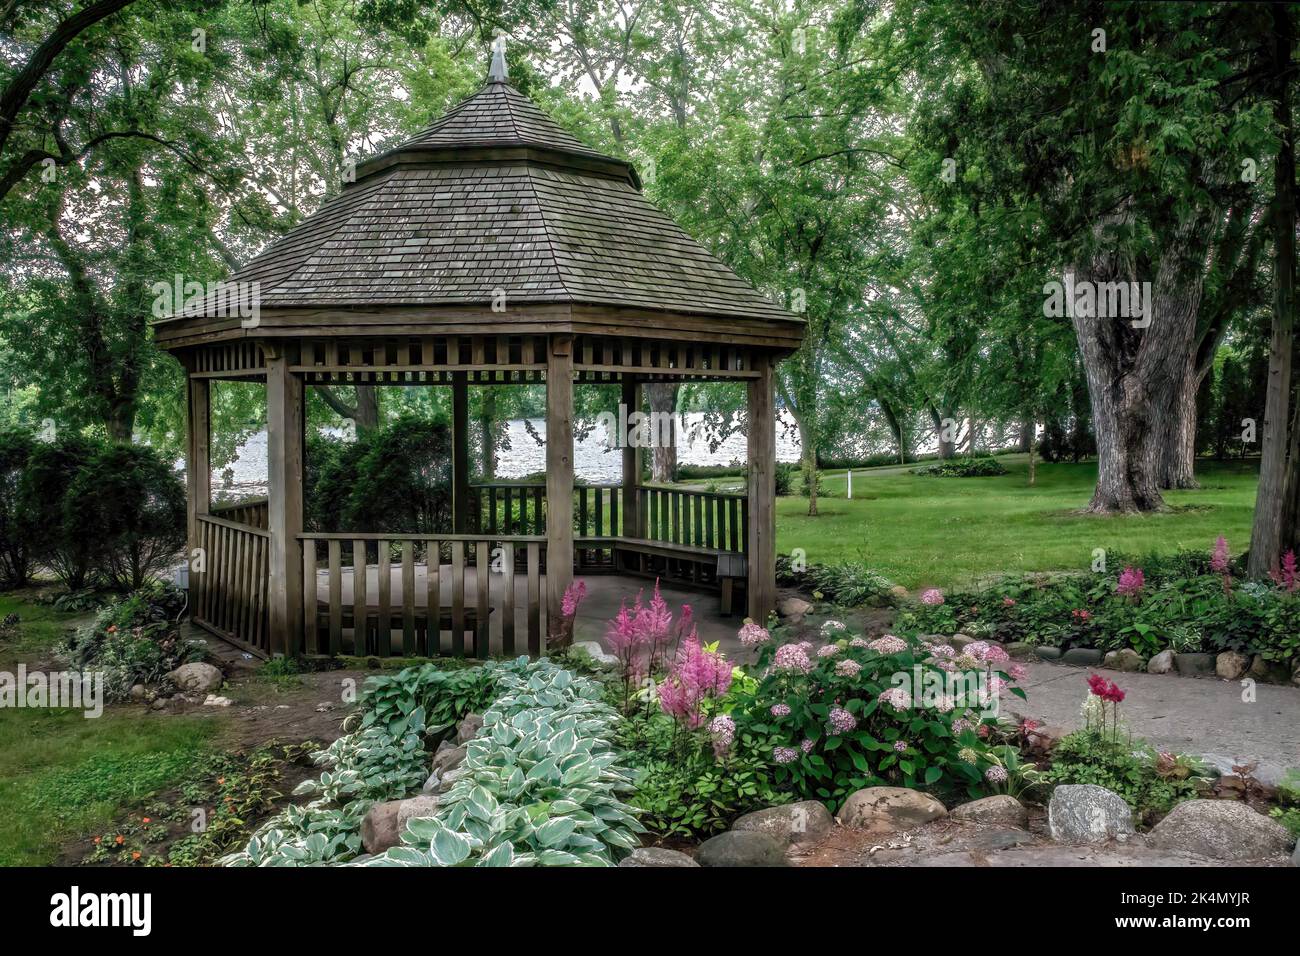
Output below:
[0,428,35,587]
[21,433,98,590]
[774,462,795,497]
[910,456,1008,477]
[776,555,898,607]
[64,443,186,591]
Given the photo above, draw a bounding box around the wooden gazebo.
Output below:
[154,51,803,660]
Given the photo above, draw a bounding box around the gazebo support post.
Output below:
[546,333,575,648]
[265,347,304,656]
[185,371,210,567]
[621,379,643,542]
[747,354,777,621]
[451,371,471,533]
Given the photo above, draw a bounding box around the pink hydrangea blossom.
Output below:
[849,636,870,649]
[820,620,848,636]
[773,746,799,764]
[709,714,735,758]
[868,635,908,655]
[985,766,1008,783]
[827,706,857,734]
[920,588,945,606]
[1008,663,1027,681]
[929,644,955,658]
[893,740,909,753]
[737,620,771,648]
[817,644,840,658]
[835,659,861,678]
[878,687,911,712]
[769,703,791,717]
[799,737,815,754]
[773,642,813,674]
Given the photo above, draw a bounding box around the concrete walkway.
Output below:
[1003,660,1300,781]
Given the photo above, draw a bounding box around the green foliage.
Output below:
[307,414,451,534]
[20,433,97,590]
[61,584,202,701]
[910,456,1008,478]
[1044,731,1207,826]
[776,555,898,607]
[0,427,35,587]
[368,660,643,867]
[64,443,186,591]
[774,462,795,497]
[900,551,1300,665]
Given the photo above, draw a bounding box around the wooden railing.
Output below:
[298,534,546,659]
[638,486,748,553]
[210,496,269,530]
[472,482,546,535]
[193,513,270,654]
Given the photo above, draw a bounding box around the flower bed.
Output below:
[899,542,1300,668]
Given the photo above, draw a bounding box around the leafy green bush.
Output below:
[776,555,898,606]
[728,625,1028,811]
[910,455,1008,477]
[1044,731,1207,826]
[61,584,202,700]
[774,462,795,496]
[899,549,1300,666]
[0,427,35,587]
[21,433,98,590]
[64,443,186,591]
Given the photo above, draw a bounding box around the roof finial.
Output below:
[489,35,508,83]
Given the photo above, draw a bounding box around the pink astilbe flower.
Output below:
[1269,550,1299,593]
[561,579,587,618]
[1116,566,1145,598]
[1211,535,1230,575]
[658,635,732,729]
[920,588,945,606]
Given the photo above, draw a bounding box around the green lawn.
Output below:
[0,592,215,866]
[774,455,1260,590]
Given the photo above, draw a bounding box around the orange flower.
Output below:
[93,836,102,845]
[131,852,141,861]
[107,625,117,633]
[217,777,225,786]
[114,835,124,845]
[142,817,151,824]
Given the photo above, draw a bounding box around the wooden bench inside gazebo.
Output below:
[154,48,803,660]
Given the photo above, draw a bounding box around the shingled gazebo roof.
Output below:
[155,60,803,351]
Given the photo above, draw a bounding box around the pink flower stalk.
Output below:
[920,588,945,606]
[1269,550,1299,593]
[604,580,681,685]
[658,636,733,729]
[1116,566,1145,598]
[1210,535,1230,575]
[561,579,587,618]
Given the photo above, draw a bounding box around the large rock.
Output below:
[732,801,833,847]
[1147,649,1175,674]
[1060,647,1102,666]
[839,787,947,834]
[422,742,468,792]
[1047,784,1135,844]
[696,831,788,867]
[572,640,619,667]
[1024,724,1069,755]
[1196,753,1287,789]
[396,795,440,835]
[1149,800,1292,861]
[618,847,700,867]
[361,800,403,854]
[455,713,483,745]
[167,662,223,695]
[949,634,976,650]
[1004,641,1037,661]
[777,597,812,621]
[1103,649,1145,672]
[1034,646,1063,661]
[950,795,1028,829]
[1247,655,1291,685]
[1215,651,1250,681]
[1174,652,1215,677]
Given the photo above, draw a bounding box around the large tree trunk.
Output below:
[878,394,906,463]
[1249,4,1297,578]
[1017,419,1034,454]
[645,383,678,482]
[1156,354,1201,489]
[929,404,956,458]
[353,386,380,433]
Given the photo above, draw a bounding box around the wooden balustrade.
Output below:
[210,496,269,530]
[639,486,748,553]
[472,482,546,535]
[193,514,270,654]
[298,534,546,659]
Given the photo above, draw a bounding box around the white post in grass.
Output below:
[847,470,853,500]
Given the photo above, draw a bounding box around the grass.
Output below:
[772,455,1259,590]
[0,590,216,866]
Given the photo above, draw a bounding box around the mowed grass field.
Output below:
[773,455,1260,591]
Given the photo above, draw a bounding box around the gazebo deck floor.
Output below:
[313,566,744,658]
